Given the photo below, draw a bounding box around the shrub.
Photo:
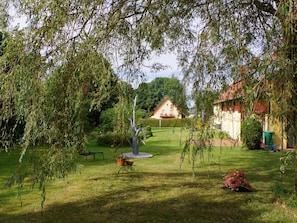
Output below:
[98,108,117,132]
[223,171,253,192]
[241,118,262,150]
[145,125,153,137]
[97,132,131,147]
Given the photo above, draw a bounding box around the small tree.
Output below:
[241,118,263,150]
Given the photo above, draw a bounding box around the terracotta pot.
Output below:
[116,158,126,166]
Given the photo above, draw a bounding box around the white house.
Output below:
[150,96,184,119]
[213,81,243,140]
[213,80,267,141]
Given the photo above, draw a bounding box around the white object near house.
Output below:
[150,96,184,119]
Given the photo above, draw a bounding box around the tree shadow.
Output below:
[0,171,285,223]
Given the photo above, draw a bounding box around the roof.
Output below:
[150,96,184,117]
[214,81,244,104]
[214,79,268,114]
[153,96,171,112]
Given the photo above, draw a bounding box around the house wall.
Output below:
[150,99,182,119]
[213,104,241,140]
[217,108,289,149]
[213,104,222,128]
[264,115,288,150]
[261,98,290,150]
[213,80,292,149]
[217,109,289,149]
[221,110,241,140]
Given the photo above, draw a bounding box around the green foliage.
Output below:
[0,117,25,149]
[181,123,215,176]
[133,83,151,112]
[98,108,117,132]
[271,151,296,202]
[145,125,153,137]
[0,32,118,199]
[241,118,263,150]
[2,0,297,202]
[145,125,152,131]
[193,89,219,122]
[0,31,7,56]
[96,132,131,148]
[134,77,188,114]
[135,109,147,119]
[97,126,152,148]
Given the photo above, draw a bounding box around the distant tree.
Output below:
[87,74,120,129]
[133,82,151,113]
[135,77,188,114]
[193,88,219,123]
[99,80,134,133]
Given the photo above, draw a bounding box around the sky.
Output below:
[145,53,181,81]
[9,10,180,81]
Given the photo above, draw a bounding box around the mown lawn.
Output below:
[1,127,297,223]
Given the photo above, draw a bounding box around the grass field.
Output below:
[1,127,297,223]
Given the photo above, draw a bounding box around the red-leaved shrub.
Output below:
[223,171,253,192]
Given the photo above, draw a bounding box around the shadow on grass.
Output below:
[1,171,283,223]
[0,191,263,223]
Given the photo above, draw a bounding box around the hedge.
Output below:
[137,118,193,128]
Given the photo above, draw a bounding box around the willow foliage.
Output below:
[1,0,297,190]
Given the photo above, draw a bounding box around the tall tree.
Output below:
[2,0,297,190]
[135,77,188,114]
[133,82,151,113]
[193,88,219,122]
[0,31,25,149]
[0,29,117,189]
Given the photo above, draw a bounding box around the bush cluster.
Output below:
[241,118,263,150]
[145,126,153,137]
[97,126,153,147]
[97,132,131,147]
[223,170,253,192]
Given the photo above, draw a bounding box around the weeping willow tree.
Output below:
[0,29,117,195]
[1,0,297,191]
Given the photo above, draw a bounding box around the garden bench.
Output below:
[79,151,104,161]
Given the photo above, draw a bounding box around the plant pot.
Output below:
[125,160,134,166]
[116,158,126,166]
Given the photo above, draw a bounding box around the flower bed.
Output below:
[223,171,253,192]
